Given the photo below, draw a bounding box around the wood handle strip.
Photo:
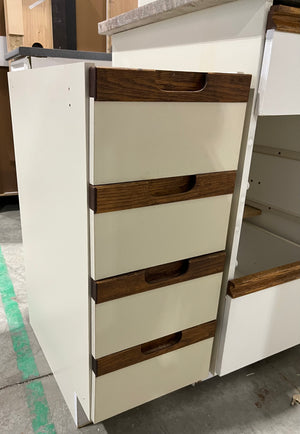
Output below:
[92,321,216,376]
[91,251,226,303]
[267,5,300,34]
[89,171,237,213]
[89,67,251,102]
[228,261,300,299]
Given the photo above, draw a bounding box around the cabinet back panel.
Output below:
[247,153,300,217]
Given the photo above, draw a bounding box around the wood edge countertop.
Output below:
[98,0,239,36]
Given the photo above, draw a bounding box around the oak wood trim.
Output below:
[228,261,300,299]
[91,251,226,304]
[89,67,251,102]
[92,321,216,376]
[267,5,300,34]
[89,171,237,213]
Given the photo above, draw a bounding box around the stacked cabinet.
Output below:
[8,64,251,423]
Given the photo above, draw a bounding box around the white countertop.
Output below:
[98,0,239,36]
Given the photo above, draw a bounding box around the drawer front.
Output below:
[92,338,214,423]
[91,102,247,184]
[92,272,222,358]
[90,194,232,280]
[217,262,300,376]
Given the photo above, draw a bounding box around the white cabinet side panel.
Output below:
[255,115,300,153]
[8,63,91,422]
[219,279,300,375]
[112,0,270,89]
[258,31,300,115]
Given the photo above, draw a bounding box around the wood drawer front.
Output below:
[218,277,300,376]
[258,29,300,115]
[90,171,236,213]
[90,68,251,102]
[91,102,247,185]
[90,194,232,280]
[92,273,222,359]
[92,251,225,303]
[92,338,213,423]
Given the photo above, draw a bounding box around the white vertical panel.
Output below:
[258,30,300,115]
[8,63,91,423]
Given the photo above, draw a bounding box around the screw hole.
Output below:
[258,181,261,185]
[69,103,71,107]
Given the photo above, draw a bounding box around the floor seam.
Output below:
[0,372,53,392]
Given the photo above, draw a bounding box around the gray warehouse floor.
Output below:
[1,200,300,434]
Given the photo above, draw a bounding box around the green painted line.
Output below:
[0,247,56,433]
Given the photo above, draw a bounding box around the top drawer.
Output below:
[258,6,300,115]
[89,68,251,185]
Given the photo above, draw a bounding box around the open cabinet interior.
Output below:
[237,115,300,277]
[217,114,300,377]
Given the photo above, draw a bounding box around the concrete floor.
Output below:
[1,199,300,434]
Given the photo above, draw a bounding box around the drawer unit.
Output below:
[8,63,251,425]
[90,68,250,184]
[91,251,225,358]
[91,323,215,423]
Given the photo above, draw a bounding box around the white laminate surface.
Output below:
[91,195,233,280]
[92,272,222,358]
[92,338,213,422]
[8,63,91,423]
[91,102,246,184]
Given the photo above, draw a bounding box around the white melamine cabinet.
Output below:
[8,64,250,424]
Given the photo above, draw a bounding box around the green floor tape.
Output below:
[0,247,56,433]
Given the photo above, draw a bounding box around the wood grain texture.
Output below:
[89,67,251,102]
[91,251,226,303]
[23,0,53,48]
[243,205,262,219]
[89,171,237,213]
[92,320,216,376]
[3,0,23,35]
[106,0,138,52]
[0,67,17,195]
[0,0,6,36]
[267,5,300,34]
[228,262,300,299]
[76,0,106,52]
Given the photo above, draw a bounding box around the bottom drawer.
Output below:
[92,337,214,423]
[217,262,300,376]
